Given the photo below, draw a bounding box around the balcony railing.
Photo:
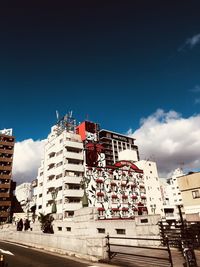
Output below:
[0,211,9,217]
[0,183,10,189]
[63,202,82,211]
[0,193,10,198]
[65,151,83,161]
[0,174,11,179]
[0,149,13,154]
[64,189,83,197]
[65,141,83,149]
[0,157,12,162]
[0,201,11,206]
[0,166,12,171]
[64,164,84,172]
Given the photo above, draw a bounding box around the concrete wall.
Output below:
[1,207,161,261]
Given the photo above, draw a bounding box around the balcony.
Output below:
[65,141,83,150]
[0,149,13,154]
[0,141,14,147]
[0,157,12,162]
[65,151,83,161]
[64,164,84,172]
[0,201,11,206]
[63,176,82,184]
[0,193,10,198]
[0,166,12,171]
[0,183,10,189]
[64,189,83,197]
[0,211,9,217]
[63,202,82,211]
[0,174,11,179]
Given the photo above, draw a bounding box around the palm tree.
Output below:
[38,213,54,234]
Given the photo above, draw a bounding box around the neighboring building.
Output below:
[15,182,32,212]
[0,129,16,222]
[134,160,163,216]
[76,122,139,166]
[33,114,84,220]
[177,172,200,221]
[99,129,139,166]
[160,168,184,221]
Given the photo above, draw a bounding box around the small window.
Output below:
[66,227,71,232]
[192,190,200,199]
[97,228,105,234]
[58,227,62,231]
[38,205,42,209]
[39,193,42,198]
[141,218,148,223]
[116,229,126,235]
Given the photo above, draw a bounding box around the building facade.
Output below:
[177,172,200,221]
[85,160,148,219]
[0,129,16,222]
[134,160,163,216]
[99,129,139,166]
[33,115,84,220]
[160,168,184,221]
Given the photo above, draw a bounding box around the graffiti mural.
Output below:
[84,160,148,219]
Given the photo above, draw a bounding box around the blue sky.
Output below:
[2,2,200,183]
[1,2,200,141]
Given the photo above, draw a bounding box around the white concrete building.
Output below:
[33,118,84,220]
[134,160,163,216]
[160,168,184,221]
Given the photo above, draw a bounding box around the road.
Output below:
[0,241,106,267]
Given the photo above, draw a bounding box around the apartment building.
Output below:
[160,168,184,221]
[34,115,84,220]
[99,129,139,166]
[85,160,148,219]
[0,129,16,222]
[134,160,163,216]
[177,171,200,221]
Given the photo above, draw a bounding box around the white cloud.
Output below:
[178,33,200,51]
[13,139,46,185]
[190,85,200,93]
[128,109,200,177]
[195,98,200,104]
[186,33,200,48]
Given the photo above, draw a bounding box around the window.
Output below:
[116,229,126,235]
[58,227,62,231]
[56,162,63,167]
[38,205,42,209]
[97,195,104,202]
[97,228,105,234]
[66,227,71,232]
[192,190,200,199]
[141,218,148,223]
[39,194,42,198]
[56,173,62,179]
[65,211,74,218]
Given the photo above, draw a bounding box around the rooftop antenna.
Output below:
[56,110,59,122]
[69,110,73,118]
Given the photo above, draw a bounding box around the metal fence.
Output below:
[106,234,173,267]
